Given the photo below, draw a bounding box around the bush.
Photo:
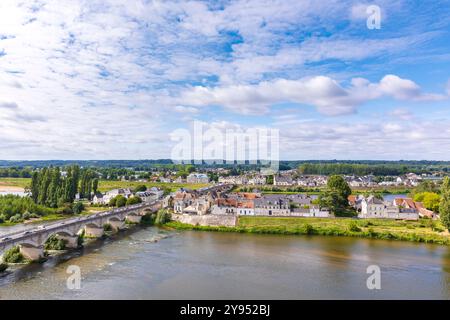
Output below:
[57,203,73,215]
[133,185,147,192]
[0,262,7,273]
[304,224,314,235]
[141,213,156,225]
[115,195,127,208]
[0,195,50,222]
[109,197,117,207]
[9,214,23,223]
[103,223,112,231]
[348,221,362,232]
[126,196,142,206]
[3,246,24,263]
[367,228,377,237]
[155,209,171,225]
[44,235,67,250]
[77,230,85,247]
[72,202,85,215]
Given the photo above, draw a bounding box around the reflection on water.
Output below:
[0,228,449,300]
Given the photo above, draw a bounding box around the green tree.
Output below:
[133,185,147,192]
[439,177,450,231]
[155,209,171,225]
[3,246,24,263]
[92,178,99,195]
[414,192,441,212]
[72,201,85,214]
[126,196,142,206]
[115,195,127,207]
[319,175,352,216]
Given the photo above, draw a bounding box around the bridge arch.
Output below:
[85,222,102,228]
[108,216,124,222]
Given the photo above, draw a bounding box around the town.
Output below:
[87,170,443,226]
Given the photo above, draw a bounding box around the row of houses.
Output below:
[93,187,164,205]
[218,175,266,185]
[349,195,437,220]
[170,189,331,218]
[156,173,210,184]
[212,193,331,217]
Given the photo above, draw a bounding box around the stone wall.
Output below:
[172,214,238,227]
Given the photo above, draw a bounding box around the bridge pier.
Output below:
[126,214,142,224]
[57,235,79,249]
[109,220,126,231]
[84,225,104,238]
[20,244,44,261]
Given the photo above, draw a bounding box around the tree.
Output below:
[439,177,450,231]
[126,196,142,206]
[92,178,99,195]
[414,180,440,194]
[72,202,85,215]
[115,195,127,208]
[319,175,352,216]
[414,192,441,212]
[133,185,147,192]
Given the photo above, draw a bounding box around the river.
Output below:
[0,227,449,300]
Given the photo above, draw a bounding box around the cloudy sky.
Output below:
[1,0,449,160]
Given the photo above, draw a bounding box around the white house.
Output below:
[187,173,210,184]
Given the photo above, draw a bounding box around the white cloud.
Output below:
[388,108,414,120]
[174,105,199,114]
[180,74,447,116]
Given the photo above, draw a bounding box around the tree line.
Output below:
[298,163,435,176]
[29,166,99,208]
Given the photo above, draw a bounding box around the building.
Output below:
[95,188,133,205]
[355,195,419,220]
[187,173,210,184]
[247,175,266,185]
[273,175,294,186]
[360,196,387,218]
[135,187,164,203]
[209,192,330,218]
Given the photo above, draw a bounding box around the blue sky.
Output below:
[0,0,449,160]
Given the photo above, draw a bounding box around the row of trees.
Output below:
[0,167,33,178]
[30,166,79,208]
[298,163,430,176]
[29,166,98,208]
[79,170,98,200]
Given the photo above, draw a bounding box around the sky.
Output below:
[0,0,450,161]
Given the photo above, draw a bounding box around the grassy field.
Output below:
[0,178,31,189]
[0,178,210,193]
[166,216,450,245]
[97,180,210,192]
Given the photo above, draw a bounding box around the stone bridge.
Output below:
[0,201,161,261]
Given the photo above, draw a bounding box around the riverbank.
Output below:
[165,216,450,245]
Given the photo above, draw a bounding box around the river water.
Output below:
[0,227,449,300]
